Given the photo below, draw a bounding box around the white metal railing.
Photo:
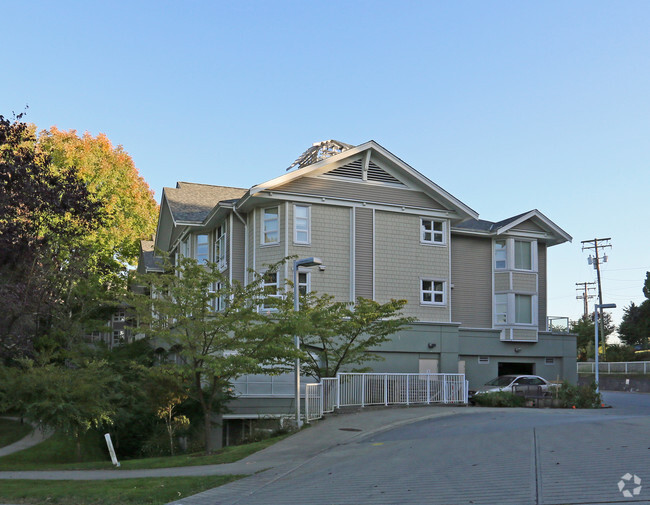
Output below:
[577,361,650,375]
[321,377,338,413]
[305,373,467,422]
[304,383,323,423]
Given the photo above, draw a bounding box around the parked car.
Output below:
[468,375,557,401]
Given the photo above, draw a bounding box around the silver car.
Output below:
[469,374,556,400]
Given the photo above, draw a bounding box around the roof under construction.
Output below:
[286,139,353,171]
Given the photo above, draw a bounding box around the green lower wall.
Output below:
[225,323,577,417]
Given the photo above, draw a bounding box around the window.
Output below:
[262,207,279,245]
[112,330,125,346]
[298,271,310,296]
[112,310,125,323]
[514,240,532,270]
[262,271,280,310]
[421,219,445,244]
[294,205,310,244]
[494,240,507,269]
[515,294,533,324]
[209,282,226,312]
[180,238,189,258]
[495,294,508,324]
[215,225,227,270]
[196,234,209,264]
[421,279,445,305]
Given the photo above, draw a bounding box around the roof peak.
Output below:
[286,139,354,171]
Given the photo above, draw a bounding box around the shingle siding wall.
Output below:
[275,177,446,209]
[287,203,351,302]
[512,272,537,293]
[374,210,450,321]
[450,235,492,328]
[494,272,510,292]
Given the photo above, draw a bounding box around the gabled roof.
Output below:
[139,240,164,273]
[239,140,479,221]
[454,210,572,246]
[164,182,247,224]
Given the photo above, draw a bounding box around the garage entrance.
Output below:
[498,362,534,376]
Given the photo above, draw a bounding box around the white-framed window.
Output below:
[420,279,445,305]
[515,294,533,324]
[297,271,310,296]
[478,356,490,365]
[420,218,445,245]
[495,294,508,324]
[294,205,311,244]
[209,282,226,312]
[180,237,189,258]
[494,240,507,269]
[261,271,280,311]
[112,310,125,323]
[215,224,227,271]
[196,234,209,264]
[514,240,533,270]
[112,330,125,346]
[262,207,279,245]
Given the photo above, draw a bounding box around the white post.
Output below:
[361,375,365,408]
[406,375,410,405]
[384,374,388,406]
[443,374,448,404]
[104,433,120,467]
[426,374,430,404]
[336,374,340,409]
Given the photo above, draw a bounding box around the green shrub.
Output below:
[472,391,526,407]
[557,380,602,408]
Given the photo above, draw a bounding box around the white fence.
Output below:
[578,361,650,375]
[304,373,467,423]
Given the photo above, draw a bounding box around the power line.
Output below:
[581,238,612,359]
[576,281,597,318]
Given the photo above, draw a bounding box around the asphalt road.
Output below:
[177,392,650,505]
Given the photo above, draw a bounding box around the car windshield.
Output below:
[485,376,516,387]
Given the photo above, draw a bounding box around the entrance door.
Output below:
[498,362,534,376]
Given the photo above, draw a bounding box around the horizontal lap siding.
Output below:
[354,208,373,300]
[451,236,492,328]
[276,177,446,209]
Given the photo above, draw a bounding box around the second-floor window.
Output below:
[262,207,279,245]
[494,240,507,269]
[261,271,280,311]
[298,271,310,296]
[421,218,445,244]
[215,224,227,270]
[495,294,508,323]
[196,234,209,264]
[294,205,310,244]
[421,279,445,305]
[514,240,532,270]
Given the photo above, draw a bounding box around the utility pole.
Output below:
[576,282,597,318]
[581,238,612,360]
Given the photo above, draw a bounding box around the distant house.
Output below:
[149,140,576,432]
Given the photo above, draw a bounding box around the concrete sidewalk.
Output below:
[0,405,470,481]
[0,418,51,458]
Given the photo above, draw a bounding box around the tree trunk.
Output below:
[204,411,212,455]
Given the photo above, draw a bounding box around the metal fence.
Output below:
[578,361,650,375]
[304,373,467,422]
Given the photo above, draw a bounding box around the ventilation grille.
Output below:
[326,159,404,186]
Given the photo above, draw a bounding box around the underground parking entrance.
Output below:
[498,362,535,376]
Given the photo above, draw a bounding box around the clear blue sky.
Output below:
[4,1,649,330]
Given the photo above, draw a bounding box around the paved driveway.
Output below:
[171,392,650,505]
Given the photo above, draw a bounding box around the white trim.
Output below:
[284,202,289,288]
[496,210,572,243]
[228,214,233,284]
[252,210,256,272]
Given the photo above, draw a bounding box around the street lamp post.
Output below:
[594,303,616,394]
[293,257,322,428]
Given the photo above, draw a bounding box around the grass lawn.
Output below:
[0,475,243,504]
[0,433,289,471]
[0,418,32,448]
